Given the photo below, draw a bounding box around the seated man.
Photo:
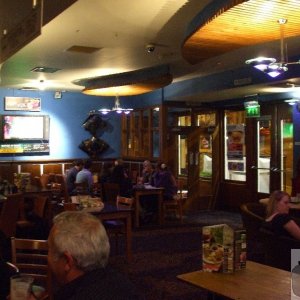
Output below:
[75,159,93,194]
[66,159,84,195]
[48,211,140,299]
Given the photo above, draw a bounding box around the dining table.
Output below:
[177,260,291,300]
[133,185,164,228]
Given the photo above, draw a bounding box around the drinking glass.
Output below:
[10,275,33,300]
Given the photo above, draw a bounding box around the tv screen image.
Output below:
[3,115,49,140]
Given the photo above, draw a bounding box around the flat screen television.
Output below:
[2,115,50,141]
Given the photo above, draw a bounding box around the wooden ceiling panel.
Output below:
[183,0,300,64]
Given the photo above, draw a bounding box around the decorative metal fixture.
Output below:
[284,98,299,106]
[98,95,133,115]
[246,18,300,78]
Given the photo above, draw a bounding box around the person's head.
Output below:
[143,160,152,171]
[48,211,110,285]
[114,158,124,166]
[74,159,84,170]
[157,162,167,171]
[266,190,291,217]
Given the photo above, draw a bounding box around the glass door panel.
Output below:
[178,134,187,176]
[257,119,271,193]
[224,110,246,182]
[281,119,293,194]
[250,102,293,199]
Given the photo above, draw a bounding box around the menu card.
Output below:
[202,224,246,273]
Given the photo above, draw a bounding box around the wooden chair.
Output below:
[102,182,120,203]
[11,237,52,299]
[33,176,42,188]
[40,174,50,189]
[16,195,49,239]
[48,173,56,184]
[240,202,266,262]
[117,195,134,208]
[0,193,23,238]
[54,174,70,203]
[105,196,134,253]
[162,194,183,224]
[259,227,300,271]
[63,202,78,211]
[74,182,89,195]
[177,178,188,204]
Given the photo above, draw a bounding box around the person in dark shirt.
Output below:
[152,162,177,201]
[141,160,154,184]
[264,190,300,239]
[66,160,84,195]
[110,160,133,197]
[48,211,140,300]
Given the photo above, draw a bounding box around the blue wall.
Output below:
[0,88,163,161]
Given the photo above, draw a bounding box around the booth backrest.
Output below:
[259,227,300,271]
[240,202,266,240]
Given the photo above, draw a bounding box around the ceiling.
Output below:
[1,0,300,102]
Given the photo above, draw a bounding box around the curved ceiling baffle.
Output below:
[73,64,173,96]
[182,0,300,67]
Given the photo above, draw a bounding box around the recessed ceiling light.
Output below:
[19,87,39,91]
[31,66,61,73]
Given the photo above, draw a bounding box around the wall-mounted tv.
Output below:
[2,115,50,141]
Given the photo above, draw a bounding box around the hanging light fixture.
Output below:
[98,95,133,115]
[245,18,300,78]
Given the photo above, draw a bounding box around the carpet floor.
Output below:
[108,210,243,300]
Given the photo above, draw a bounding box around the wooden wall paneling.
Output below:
[43,164,63,174]
[0,163,19,183]
[20,164,41,181]
[64,163,73,174]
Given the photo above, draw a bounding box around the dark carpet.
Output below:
[108,210,243,300]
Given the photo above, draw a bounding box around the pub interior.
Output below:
[1,0,300,299]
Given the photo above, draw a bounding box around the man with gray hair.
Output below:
[48,211,139,299]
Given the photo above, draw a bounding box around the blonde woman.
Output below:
[264,190,300,239]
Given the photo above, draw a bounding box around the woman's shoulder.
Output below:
[271,213,293,226]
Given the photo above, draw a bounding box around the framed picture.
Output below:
[4,97,41,112]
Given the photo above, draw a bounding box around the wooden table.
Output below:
[177,261,291,300]
[134,186,164,228]
[92,203,133,263]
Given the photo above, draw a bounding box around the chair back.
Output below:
[48,173,56,184]
[0,193,23,238]
[102,183,120,203]
[240,202,266,240]
[177,178,188,200]
[54,174,70,202]
[40,174,50,189]
[259,227,300,271]
[116,196,134,208]
[11,237,52,297]
[74,182,89,195]
[63,202,78,211]
[33,176,42,188]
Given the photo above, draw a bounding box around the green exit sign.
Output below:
[244,100,260,118]
[245,105,260,118]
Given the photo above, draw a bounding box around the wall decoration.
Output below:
[79,137,108,159]
[79,112,109,158]
[4,97,41,111]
